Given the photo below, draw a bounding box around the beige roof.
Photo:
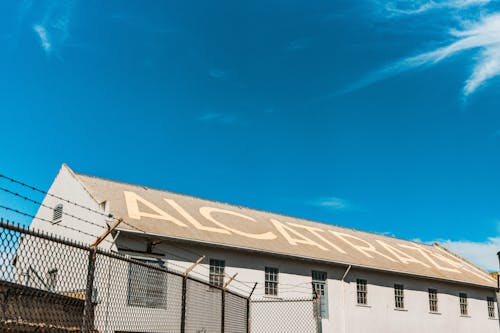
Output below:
[71,167,496,288]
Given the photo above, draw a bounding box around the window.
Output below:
[47,269,58,291]
[357,279,368,305]
[459,293,468,316]
[394,284,404,309]
[52,204,63,223]
[312,271,328,318]
[487,297,495,319]
[209,259,225,287]
[428,289,438,312]
[127,259,167,309]
[265,267,279,296]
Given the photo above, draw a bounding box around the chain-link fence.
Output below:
[250,297,320,333]
[0,219,249,333]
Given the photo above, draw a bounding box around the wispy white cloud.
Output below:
[308,197,351,210]
[33,24,50,51]
[421,220,500,271]
[383,0,491,15]
[344,13,500,96]
[198,112,237,124]
[31,0,74,55]
[432,237,500,271]
[209,68,228,79]
[288,39,309,51]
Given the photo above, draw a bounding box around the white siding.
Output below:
[141,237,499,333]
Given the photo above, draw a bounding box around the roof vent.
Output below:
[53,204,63,223]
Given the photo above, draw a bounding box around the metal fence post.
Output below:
[180,277,187,333]
[314,293,322,333]
[247,282,257,333]
[82,247,96,333]
[221,289,225,333]
[246,297,250,333]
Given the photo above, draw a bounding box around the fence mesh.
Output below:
[250,297,320,333]
[185,279,222,333]
[224,292,248,333]
[0,220,249,333]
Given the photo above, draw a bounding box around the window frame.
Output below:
[356,279,368,305]
[312,270,328,318]
[47,269,58,291]
[487,296,496,319]
[264,266,279,296]
[394,284,405,309]
[428,288,438,313]
[459,292,468,316]
[209,258,225,288]
[127,257,167,309]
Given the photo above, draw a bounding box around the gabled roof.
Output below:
[67,165,496,288]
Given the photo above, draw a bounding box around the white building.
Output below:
[26,164,499,333]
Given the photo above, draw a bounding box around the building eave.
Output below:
[116,227,498,290]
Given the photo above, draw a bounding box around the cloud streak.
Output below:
[383,0,491,15]
[344,13,500,96]
[308,197,351,210]
[198,112,237,124]
[288,39,309,51]
[209,68,228,79]
[33,24,50,51]
[31,0,74,55]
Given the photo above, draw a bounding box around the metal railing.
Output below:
[0,219,249,333]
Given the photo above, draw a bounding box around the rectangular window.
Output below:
[459,293,468,316]
[394,284,404,309]
[47,269,58,291]
[428,289,438,312]
[357,279,368,305]
[487,297,495,319]
[312,271,328,318]
[265,267,279,296]
[127,259,167,309]
[209,259,225,287]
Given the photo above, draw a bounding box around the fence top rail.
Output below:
[0,219,250,299]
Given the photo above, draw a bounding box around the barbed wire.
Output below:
[0,174,115,219]
[0,172,257,294]
[0,174,143,245]
[0,185,108,231]
[169,244,256,291]
[0,204,112,244]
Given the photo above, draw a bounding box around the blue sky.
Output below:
[1,0,500,270]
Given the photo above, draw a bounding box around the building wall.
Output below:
[118,234,499,333]
[16,166,113,294]
[16,168,500,333]
[28,165,113,248]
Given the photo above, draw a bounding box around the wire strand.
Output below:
[0,173,257,294]
[0,174,115,220]
[0,204,112,244]
[0,185,107,230]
